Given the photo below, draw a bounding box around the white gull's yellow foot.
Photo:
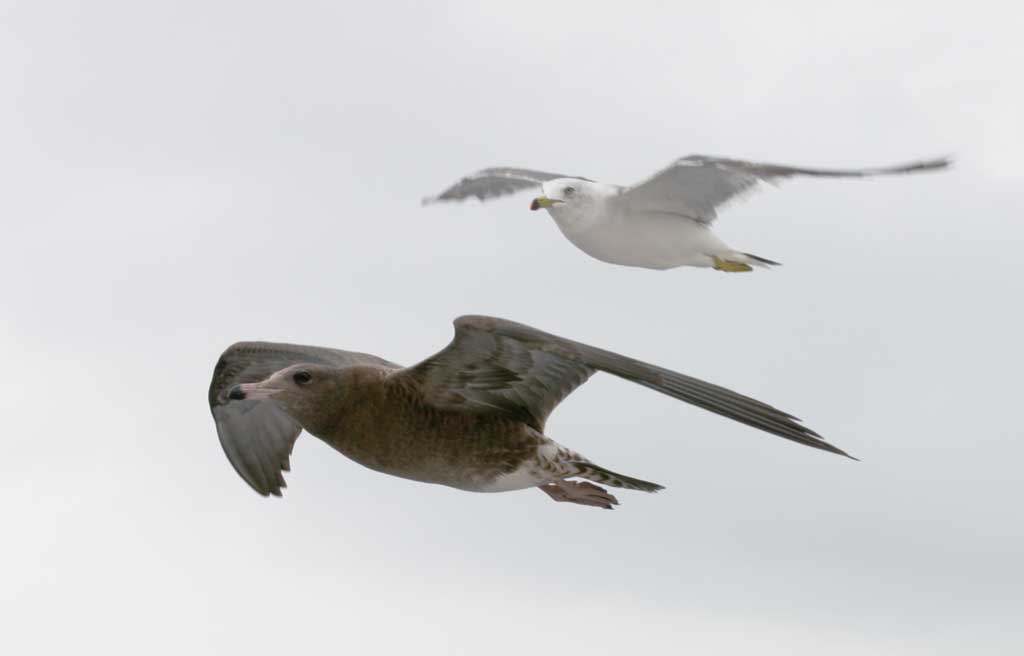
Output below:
[712,255,754,273]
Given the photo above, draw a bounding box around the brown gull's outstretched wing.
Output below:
[208,342,396,496]
[399,315,853,458]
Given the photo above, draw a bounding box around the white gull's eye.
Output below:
[564,186,576,196]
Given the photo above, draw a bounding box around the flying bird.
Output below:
[209,315,852,509]
[424,155,950,272]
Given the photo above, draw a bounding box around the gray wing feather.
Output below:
[401,316,852,458]
[208,341,396,496]
[400,323,594,429]
[617,154,951,224]
[422,167,582,204]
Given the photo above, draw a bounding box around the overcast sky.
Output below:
[2,1,1022,654]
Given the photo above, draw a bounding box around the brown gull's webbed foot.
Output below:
[538,480,619,510]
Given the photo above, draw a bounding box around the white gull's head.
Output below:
[529,178,609,227]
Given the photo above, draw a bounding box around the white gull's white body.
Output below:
[541,179,742,270]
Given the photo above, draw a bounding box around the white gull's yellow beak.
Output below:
[529,195,554,211]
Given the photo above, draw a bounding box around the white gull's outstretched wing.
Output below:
[615,155,951,224]
[423,167,586,205]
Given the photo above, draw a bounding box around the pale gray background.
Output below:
[2,1,1022,654]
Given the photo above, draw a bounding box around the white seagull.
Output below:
[424,154,950,272]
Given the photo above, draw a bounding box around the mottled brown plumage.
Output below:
[208,315,853,509]
[303,366,545,491]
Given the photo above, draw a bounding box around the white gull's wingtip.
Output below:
[902,155,954,173]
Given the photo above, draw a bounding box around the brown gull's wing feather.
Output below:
[208,341,397,496]
[398,321,593,430]
[400,316,853,458]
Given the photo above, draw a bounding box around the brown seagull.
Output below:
[208,315,853,509]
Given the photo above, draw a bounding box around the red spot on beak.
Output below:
[529,198,540,211]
